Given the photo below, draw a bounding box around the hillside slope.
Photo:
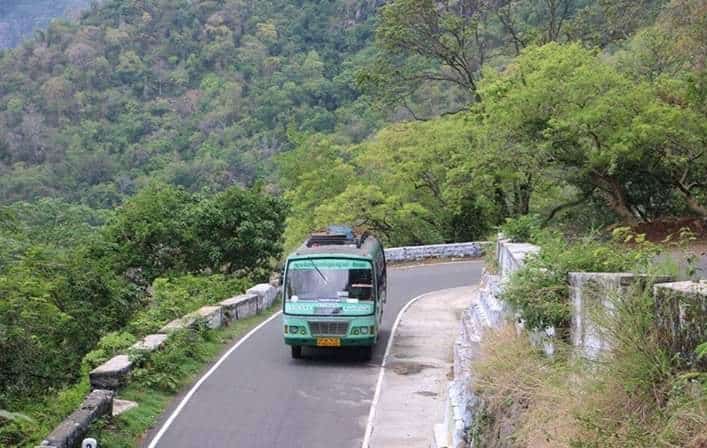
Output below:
[0,0,384,205]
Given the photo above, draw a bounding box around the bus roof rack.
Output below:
[306,225,369,248]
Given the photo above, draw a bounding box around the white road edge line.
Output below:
[147,310,282,448]
[361,289,441,448]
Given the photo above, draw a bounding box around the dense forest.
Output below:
[282,0,705,248]
[0,0,391,205]
[0,0,705,445]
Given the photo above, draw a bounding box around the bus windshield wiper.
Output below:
[309,259,328,284]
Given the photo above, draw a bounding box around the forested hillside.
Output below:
[0,0,91,49]
[0,0,390,205]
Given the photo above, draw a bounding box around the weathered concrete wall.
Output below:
[247,283,278,311]
[220,293,258,321]
[496,239,540,282]
[569,272,672,360]
[654,281,706,368]
[385,242,488,263]
[40,390,113,448]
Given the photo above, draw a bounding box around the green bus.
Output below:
[282,226,387,360]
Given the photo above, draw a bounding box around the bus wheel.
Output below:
[360,346,373,362]
[291,345,302,359]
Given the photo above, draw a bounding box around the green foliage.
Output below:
[129,274,249,335]
[502,231,660,330]
[0,244,139,403]
[81,331,136,373]
[280,114,497,249]
[499,215,542,243]
[131,329,212,393]
[0,379,89,448]
[105,183,286,281]
[0,183,283,413]
[476,41,706,224]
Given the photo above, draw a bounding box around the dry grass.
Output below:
[472,325,582,448]
[471,320,706,448]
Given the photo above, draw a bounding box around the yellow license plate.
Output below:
[316,337,341,347]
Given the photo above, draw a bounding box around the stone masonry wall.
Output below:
[385,242,488,263]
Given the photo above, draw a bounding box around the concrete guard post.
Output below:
[654,281,707,369]
[569,272,673,360]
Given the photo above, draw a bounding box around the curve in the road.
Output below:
[143,260,484,448]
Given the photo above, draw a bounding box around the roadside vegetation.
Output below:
[473,224,706,447]
[472,291,706,447]
[0,183,284,446]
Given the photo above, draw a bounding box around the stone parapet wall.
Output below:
[569,272,673,360]
[496,239,540,282]
[385,242,488,263]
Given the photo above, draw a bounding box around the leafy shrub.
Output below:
[502,230,660,330]
[131,329,212,393]
[499,214,542,243]
[128,274,249,335]
[80,331,137,373]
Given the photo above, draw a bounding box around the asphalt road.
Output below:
[143,260,484,448]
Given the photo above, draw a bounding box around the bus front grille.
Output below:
[308,321,349,336]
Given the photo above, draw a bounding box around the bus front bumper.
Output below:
[284,335,376,347]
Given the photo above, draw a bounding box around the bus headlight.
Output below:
[352,328,360,335]
[360,327,369,334]
[289,326,301,334]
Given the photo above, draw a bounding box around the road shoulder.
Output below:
[368,286,477,448]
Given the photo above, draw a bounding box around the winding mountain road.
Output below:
[142,260,484,448]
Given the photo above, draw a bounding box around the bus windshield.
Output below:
[286,258,374,302]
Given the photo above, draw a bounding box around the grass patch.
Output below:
[89,303,281,448]
[0,380,91,447]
